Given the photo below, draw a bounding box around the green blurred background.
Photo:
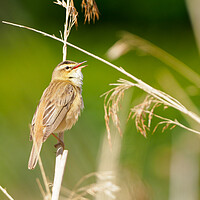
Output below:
[1,0,200,199]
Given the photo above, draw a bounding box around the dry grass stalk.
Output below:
[55,0,78,61]
[130,95,200,136]
[103,79,200,138]
[81,0,99,23]
[150,113,200,135]
[36,178,48,200]
[129,95,174,136]
[105,31,200,137]
[52,149,68,200]
[101,78,132,146]
[60,171,119,200]
[186,0,200,54]
[107,31,200,89]
[128,96,157,137]
[38,156,52,199]
[54,0,78,30]
[36,178,46,199]
[0,185,14,200]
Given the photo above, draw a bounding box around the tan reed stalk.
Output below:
[36,178,46,199]
[107,31,200,89]
[186,0,200,54]
[38,156,52,199]
[0,185,14,200]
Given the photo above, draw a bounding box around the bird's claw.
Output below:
[54,141,65,149]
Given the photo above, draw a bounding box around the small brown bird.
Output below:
[28,60,87,170]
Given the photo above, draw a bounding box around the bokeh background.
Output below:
[1,0,200,199]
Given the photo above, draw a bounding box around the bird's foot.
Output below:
[54,141,65,149]
[51,133,65,149]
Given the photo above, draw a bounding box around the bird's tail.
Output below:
[28,137,43,170]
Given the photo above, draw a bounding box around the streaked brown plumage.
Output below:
[28,60,86,170]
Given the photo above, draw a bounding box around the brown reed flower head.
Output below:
[69,0,78,27]
[81,0,99,23]
[102,79,132,146]
[128,96,157,137]
[128,95,176,137]
[102,77,181,141]
[55,0,78,31]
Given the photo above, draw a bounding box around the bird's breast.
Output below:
[55,91,84,132]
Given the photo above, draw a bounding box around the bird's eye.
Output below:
[65,66,70,70]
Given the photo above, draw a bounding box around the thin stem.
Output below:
[63,0,70,61]
[0,185,14,200]
[145,111,200,135]
[36,178,46,199]
[2,21,64,43]
[38,156,51,199]
[117,32,200,88]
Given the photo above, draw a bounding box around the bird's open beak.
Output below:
[73,61,87,70]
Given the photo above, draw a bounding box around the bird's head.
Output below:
[52,60,87,87]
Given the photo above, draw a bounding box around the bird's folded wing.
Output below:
[30,81,76,141]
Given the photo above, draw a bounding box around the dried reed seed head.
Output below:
[61,171,120,199]
[129,95,163,137]
[77,181,120,199]
[69,0,78,27]
[55,0,78,29]
[129,95,178,136]
[103,80,132,143]
[81,0,99,23]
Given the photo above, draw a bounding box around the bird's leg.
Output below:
[51,133,65,149]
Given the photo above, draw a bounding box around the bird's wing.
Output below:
[42,81,76,141]
[30,81,76,142]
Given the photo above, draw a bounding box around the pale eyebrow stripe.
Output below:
[57,64,74,70]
